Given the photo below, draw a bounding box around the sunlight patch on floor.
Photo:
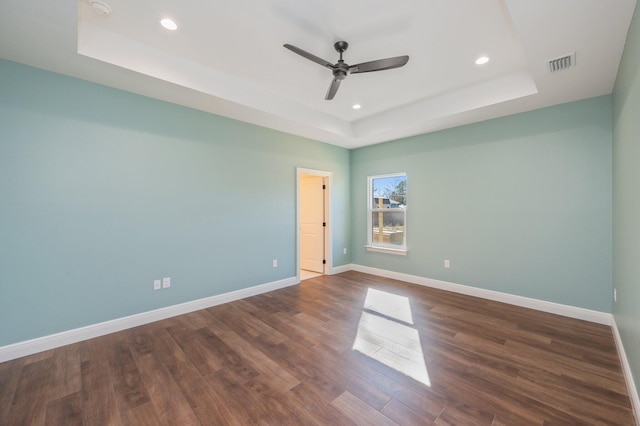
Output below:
[363,288,413,324]
[353,289,430,386]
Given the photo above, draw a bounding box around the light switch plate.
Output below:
[162,277,171,288]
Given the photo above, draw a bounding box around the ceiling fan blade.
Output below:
[283,44,335,70]
[349,55,409,74]
[325,78,342,100]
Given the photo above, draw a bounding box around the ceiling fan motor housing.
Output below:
[334,61,349,80]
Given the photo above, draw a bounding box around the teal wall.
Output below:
[613,1,640,402]
[0,59,351,346]
[0,55,625,355]
[351,96,613,312]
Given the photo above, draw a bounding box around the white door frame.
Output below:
[296,167,332,281]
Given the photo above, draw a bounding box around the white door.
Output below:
[300,175,325,273]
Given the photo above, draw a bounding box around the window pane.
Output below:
[371,211,405,245]
[372,175,406,209]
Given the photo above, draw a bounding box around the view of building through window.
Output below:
[369,173,407,249]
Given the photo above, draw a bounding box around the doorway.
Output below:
[297,168,331,281]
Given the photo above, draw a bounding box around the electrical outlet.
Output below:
[614,288,617,302]
[153,279,161,290]
[162,277,171,288]
[343,248,347,255]
[272,259,278,268]
[444,259,451,269]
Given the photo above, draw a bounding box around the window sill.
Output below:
[365,245,408,256]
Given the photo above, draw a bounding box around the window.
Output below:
[366,173,407,255]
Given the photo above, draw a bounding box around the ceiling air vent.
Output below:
[546,52,576,73]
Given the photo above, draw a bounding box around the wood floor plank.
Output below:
[253,331,394,411]
[5,357,53,426]
[504,338,629,392]
[209,300,289,346]
[428,356,579,424]
[201,370,265,425]
[243,376,318,424]
[287,383,358,426]
[146,327,246,425]
[164,325,226,376]
[171,360,242,425]
[107,338,151,413]
[434,402,495,425]
[308,351,393,410]
[193,326,260,383]
[121,401,163,426]
[331,391,399,426]
[45,391,83,426]
[251,338,346,402]
[0,271,635,425]
[134,351,201,425]
[49,345,82,399]
[346,355,446,422]
[80,339,124,426]
[0,357,24,424]
[211,327,301,393]
[381,397,438,426]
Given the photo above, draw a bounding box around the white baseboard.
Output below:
[329,263,353,275]
[350,264,612,325]
[0,276,299,363]
[612,317,640,425]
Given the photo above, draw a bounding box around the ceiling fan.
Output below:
[283,41,409,100]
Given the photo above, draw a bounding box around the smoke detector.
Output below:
[89,1,111,16]
[546,52,576,73]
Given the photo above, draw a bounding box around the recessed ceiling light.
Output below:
[160,18,178,31]
[352,104,361,110]
[475,56,490,65]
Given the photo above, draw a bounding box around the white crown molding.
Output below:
[0,276,299,363]
[350,264,612,325]
[612,317,640,425]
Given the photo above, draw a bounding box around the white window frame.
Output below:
[366,172,407,255]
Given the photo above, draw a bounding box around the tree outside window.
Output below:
[367,173,407,253]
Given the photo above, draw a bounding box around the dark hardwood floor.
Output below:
[0,271,635,425]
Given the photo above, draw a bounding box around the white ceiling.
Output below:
[0,0,636,148]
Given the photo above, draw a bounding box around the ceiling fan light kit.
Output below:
[284,41,409,100]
